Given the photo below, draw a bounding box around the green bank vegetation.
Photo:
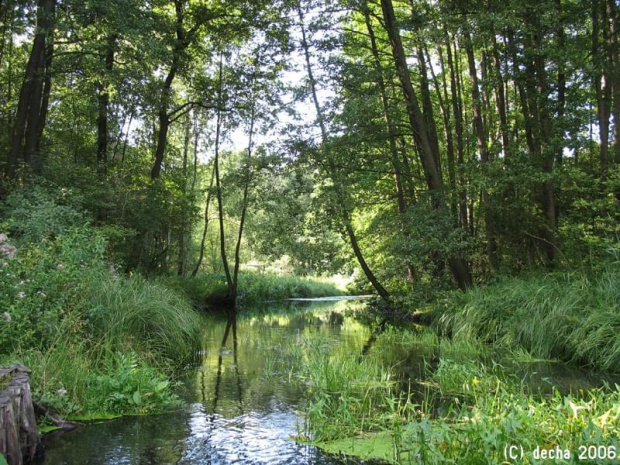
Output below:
[0,186,342,422]
[166,272,345,307]
[294,329,620,464]
[0,189,201,418]
[437,265,620,372]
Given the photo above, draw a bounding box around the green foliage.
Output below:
[437,264,620,371]
[0,187,201,417]
[86,352,182,414]
[1,183,90,243]
[557,163,620,267]
[20,347,183,418]
[0,225,106,354]
[396,381,620,464]
[304,328,620,464]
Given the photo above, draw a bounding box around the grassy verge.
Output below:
[297,329,620,464]
[436,266,620,372]
[166,272,346,308]
[0,227,202,422]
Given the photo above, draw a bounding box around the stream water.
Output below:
[41,298,612,464]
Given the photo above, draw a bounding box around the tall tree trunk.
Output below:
[363,8,415,280]
[507,31,537,157]
[606,0,620,164]
[491,35,510,159]
[380,0,441,196]
[298,1,390,299]
[177,114,191,276]
[97,33,117,178]
[192,162,215,278]
[417,46,442,180]
[33,30,53,162]
[380,0,471,289]
[446,30,469,231]
[434,44,458,219]
[463,29,499,270]
[23,0,54,165]
[151,0,184,180]
[593,0,611,173]
[522,12,557,264]
[231,53,260,305]
[213,55,233,295]
[7,0,55,177]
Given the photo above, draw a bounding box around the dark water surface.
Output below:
[42,298,612,464]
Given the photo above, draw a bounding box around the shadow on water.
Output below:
[41,297,616,464]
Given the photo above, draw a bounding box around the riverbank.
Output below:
[300,326,620,464]
[0,229,202,425]
[436,265,620,372]
[0,225,346,431]
[165,272,347,308]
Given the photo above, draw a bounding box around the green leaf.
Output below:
[155,380,169,392]
[132,390,142,406]
[0,453,8,465]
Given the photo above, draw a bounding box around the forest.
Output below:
[1,0,619,463]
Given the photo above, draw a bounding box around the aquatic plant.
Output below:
[304,327,620,464]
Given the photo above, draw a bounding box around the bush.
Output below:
[0,186,201,417]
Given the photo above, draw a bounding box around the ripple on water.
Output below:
[180,405,323,464]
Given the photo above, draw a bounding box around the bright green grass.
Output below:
[300,326,620,464]
[436,267,620,372]
[166,272,346,307]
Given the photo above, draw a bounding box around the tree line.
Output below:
[1,0,618,305]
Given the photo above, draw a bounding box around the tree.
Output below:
[8,0,56,177]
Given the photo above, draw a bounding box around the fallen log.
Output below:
[0,365,41,465]
[33,403,81,431]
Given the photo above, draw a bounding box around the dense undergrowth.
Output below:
[298,329,620,464]
[436,264,620,372]
[0,187,202,419]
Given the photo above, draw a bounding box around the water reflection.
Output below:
[43,299,372,465]
[42,298,612,464]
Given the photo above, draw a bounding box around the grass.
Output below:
[287,332,408,442]
[86,274,202,368]
[436,266,620,372]
[299,326,620,464]
[0,226,202,421]
[165,271,346,308]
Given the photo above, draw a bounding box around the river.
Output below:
[41,297,612,464]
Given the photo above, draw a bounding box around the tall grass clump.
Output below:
[291,334,403,442]
[87,275,202,368]
[437,266,620,372]
[237,272,346,303]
